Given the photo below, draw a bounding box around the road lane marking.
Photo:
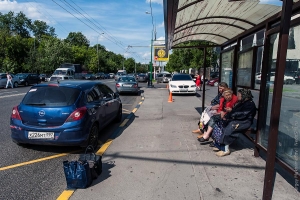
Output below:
[119,119,129,127]
[96,139,113,156]
[132,108,138,113]
[139,102,143,105]
[122,108,131,113]
[0,93,26,99]
[0,150,80,171]
[57,96,145,200]
[57,190,75,200]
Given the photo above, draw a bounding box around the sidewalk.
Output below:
[70,85,299,200]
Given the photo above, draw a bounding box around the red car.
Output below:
[207,77,219,86]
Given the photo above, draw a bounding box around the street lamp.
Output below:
[97,33,104,72]
[145,8,155,87]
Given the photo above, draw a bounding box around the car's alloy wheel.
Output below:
[114,106,122,123]
[214,82,219,87]
[88,124,99,149]
[14,82,18,88]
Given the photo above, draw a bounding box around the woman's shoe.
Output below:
[212,147,220,152]
[192,129,201,134]
[216,150,230,157]
[197,134,204,139]
[198,137,209,142]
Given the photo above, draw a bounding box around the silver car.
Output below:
[157,73,172,83]
[0,73,20,88]
[115,76,139,95]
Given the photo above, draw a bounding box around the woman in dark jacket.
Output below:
[212,88,257,157]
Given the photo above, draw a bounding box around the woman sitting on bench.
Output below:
[212,88,257,157]
[198,88,238,143]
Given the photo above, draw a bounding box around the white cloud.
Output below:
[153,36,165,45]
[157,21,164,28]
[146,0,163,5]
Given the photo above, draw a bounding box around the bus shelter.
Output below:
[163,0,300,199]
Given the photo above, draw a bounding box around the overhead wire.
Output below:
[56,0,144,61]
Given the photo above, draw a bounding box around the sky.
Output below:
[0,0,165,64]
[0,0,283,65]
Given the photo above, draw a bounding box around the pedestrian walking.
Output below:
[195,73,201,90]
[6,72,13,89]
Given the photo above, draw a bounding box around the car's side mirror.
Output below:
[114,92,119,98]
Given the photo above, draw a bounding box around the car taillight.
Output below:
[11,106,22,120]
[116,83,120,87]
[65,107,87,122]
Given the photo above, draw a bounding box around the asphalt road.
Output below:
[0,79,146,200]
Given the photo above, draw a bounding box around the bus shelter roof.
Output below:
[164,0,299,49]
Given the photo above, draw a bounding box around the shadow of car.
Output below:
[10,81,122,149]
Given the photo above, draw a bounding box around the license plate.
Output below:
[180,89,188,92]
[28,132,54,139]
[123,84,132,87]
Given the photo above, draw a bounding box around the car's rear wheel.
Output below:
[87,124,99,149]
[13,82,18,88]
[25,81,29,86]
[114,106,122,123]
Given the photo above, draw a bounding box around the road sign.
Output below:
[154,46,169,62]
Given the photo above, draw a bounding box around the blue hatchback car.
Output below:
[10,80,122,148]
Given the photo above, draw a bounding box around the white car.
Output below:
[270,72,295,84]
[168,74,197,94]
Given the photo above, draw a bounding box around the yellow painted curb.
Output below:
[56,190,75,200]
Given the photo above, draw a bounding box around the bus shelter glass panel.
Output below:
[255,46,264,90]
[237,50,253,87]
[277,25,300,172]
[258,33,277,149]
[221,50,234,89]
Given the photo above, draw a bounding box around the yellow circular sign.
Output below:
[157,49,166,58]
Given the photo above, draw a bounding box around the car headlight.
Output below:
[170,84,177,88]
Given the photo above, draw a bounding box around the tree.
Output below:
[65,32,89,47]
[31,20,56,38]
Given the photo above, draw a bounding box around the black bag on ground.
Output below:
[63,160,93,189]
[79,145,102,179]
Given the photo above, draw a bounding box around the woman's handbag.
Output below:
[79,146,102,179]
[211,121,224,144]
[63,160,93,189]
[200,106,213,125]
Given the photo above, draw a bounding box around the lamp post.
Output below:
[146,6,155,87]
[97,33,104,72]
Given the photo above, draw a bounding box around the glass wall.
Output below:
[259,25,300,172]
[221,49,234,89]
[237,50,253,87]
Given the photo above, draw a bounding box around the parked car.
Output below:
[83,73,96,80]
[15,73,41,86]
[39,74,47,81]
[104,74,110,79]
[207,77,219,86]
[0,73,20,88]
[115,72,126,81]
[270,72,295,84]
[137,73,148,82]
[109,73,115,78]
[255,72,261,84]
[10,81,122,148]
[168,74,196,94]
[157,73,172,83]
[95,72,105,79]
[115,76,139,95]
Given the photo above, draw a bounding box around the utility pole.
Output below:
[97,33,104,72]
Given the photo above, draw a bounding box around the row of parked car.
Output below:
[0,73,42,88]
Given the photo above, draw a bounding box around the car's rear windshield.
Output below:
[118,77,136,82]
[22,86,81,106]
[172,74,192,81]
[50,76,64,81]
[165,74,172,77]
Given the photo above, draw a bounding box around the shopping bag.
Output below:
[79,145,102,179]
[200,106,213,125]
[63,160,93,189]
[212,121,224,144]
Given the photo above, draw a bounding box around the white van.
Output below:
[117,70,127,75]
[53,68,75,77]
[49,75,74,82]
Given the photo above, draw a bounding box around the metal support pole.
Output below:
[202,47,206,111]
[149,37,153,87]
[262,0,293,199]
